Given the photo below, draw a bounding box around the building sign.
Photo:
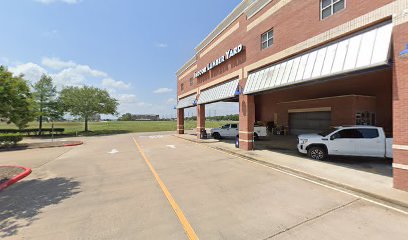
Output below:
[194,44,244,78]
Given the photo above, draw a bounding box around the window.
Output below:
[231,124,238,129]
[321,0,345,20]
[190,78,194,86]
[357,129,379,139]
[261,29,274,50]
[332,129,362,139]
[181,83,184,92]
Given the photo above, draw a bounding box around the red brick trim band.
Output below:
[0,166,32,191]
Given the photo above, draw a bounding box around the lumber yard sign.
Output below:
[194,44,244,78]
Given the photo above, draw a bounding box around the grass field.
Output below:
[0,121,233,136]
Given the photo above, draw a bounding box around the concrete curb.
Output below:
[0,141,84,152]
[174,135,408,212]
[63,141,84,147]
[0,166,32,191]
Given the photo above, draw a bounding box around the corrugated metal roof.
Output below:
[176,94,197,109]
[198,78,239,105]
[244,22,393,95]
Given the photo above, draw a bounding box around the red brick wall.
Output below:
[177,109,184,134]
[239,94,255,150]
[392,22,408,191]
[197,104,206,138]
[177,0,394,94]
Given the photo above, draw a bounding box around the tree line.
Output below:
[0,66,118,133]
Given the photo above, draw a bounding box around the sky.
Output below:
[0,0,241,119]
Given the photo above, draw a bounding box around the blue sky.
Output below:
[0,0,241,118]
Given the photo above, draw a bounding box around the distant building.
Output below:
[133,114,160,121]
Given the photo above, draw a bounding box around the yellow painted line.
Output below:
[132,137,199,240]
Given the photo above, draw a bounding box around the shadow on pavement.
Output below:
[0,177,81,238]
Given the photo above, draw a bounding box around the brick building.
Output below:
[176,0,408,191]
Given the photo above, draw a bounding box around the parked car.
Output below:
[210,123,267,140]
[297,126,393,160]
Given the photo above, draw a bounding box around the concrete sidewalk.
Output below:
[175,133,408,211]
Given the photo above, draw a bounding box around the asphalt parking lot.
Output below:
[0,133,407,240]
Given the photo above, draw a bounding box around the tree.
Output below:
[0,66,35,129]
[33,74,63,135]
[118,113,133,121]
[60,86,118,132]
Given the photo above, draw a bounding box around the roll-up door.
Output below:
[289,112,331,135]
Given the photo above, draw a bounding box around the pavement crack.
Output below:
[33,148,74,170]
[263,198,361,240]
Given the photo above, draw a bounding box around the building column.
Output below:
[177,108,184,134]
[392,21,408,191]
[197,104,205,139]
[239,94,255,150]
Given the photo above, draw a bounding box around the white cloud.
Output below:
[35,0,82,4]
[50,68,85,86]
[42,57,76,70]
[9,62,47,83]
[153,88,172,94]
[155,43,168,48]
[102,78,131,90]
[49,65,107,87]
[71,65,108,78]
[116,94,137,103]
[9,57,116,89]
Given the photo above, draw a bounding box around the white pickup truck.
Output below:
[297,126,393,160]
[210,123,267,140]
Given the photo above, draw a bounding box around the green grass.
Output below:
[0,120,233,137]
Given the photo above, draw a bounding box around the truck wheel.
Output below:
[254,133,259,141]
[308,146,326,160]
[213,132,221,140]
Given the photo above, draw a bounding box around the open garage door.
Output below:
[289,112,331,135]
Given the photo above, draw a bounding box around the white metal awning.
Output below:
[244,22,393,95]
[198,78,239,105]
[176,94,197,109]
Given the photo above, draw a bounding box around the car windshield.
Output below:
[318,128,337,137]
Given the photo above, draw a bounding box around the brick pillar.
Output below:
[392,22,408,191]
[239,94,255,150]
[177,108,184,134]
[197,104,205,139]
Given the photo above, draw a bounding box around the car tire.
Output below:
[254,133,259,141]
[213,132,221,140]
[307,146,327,160]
